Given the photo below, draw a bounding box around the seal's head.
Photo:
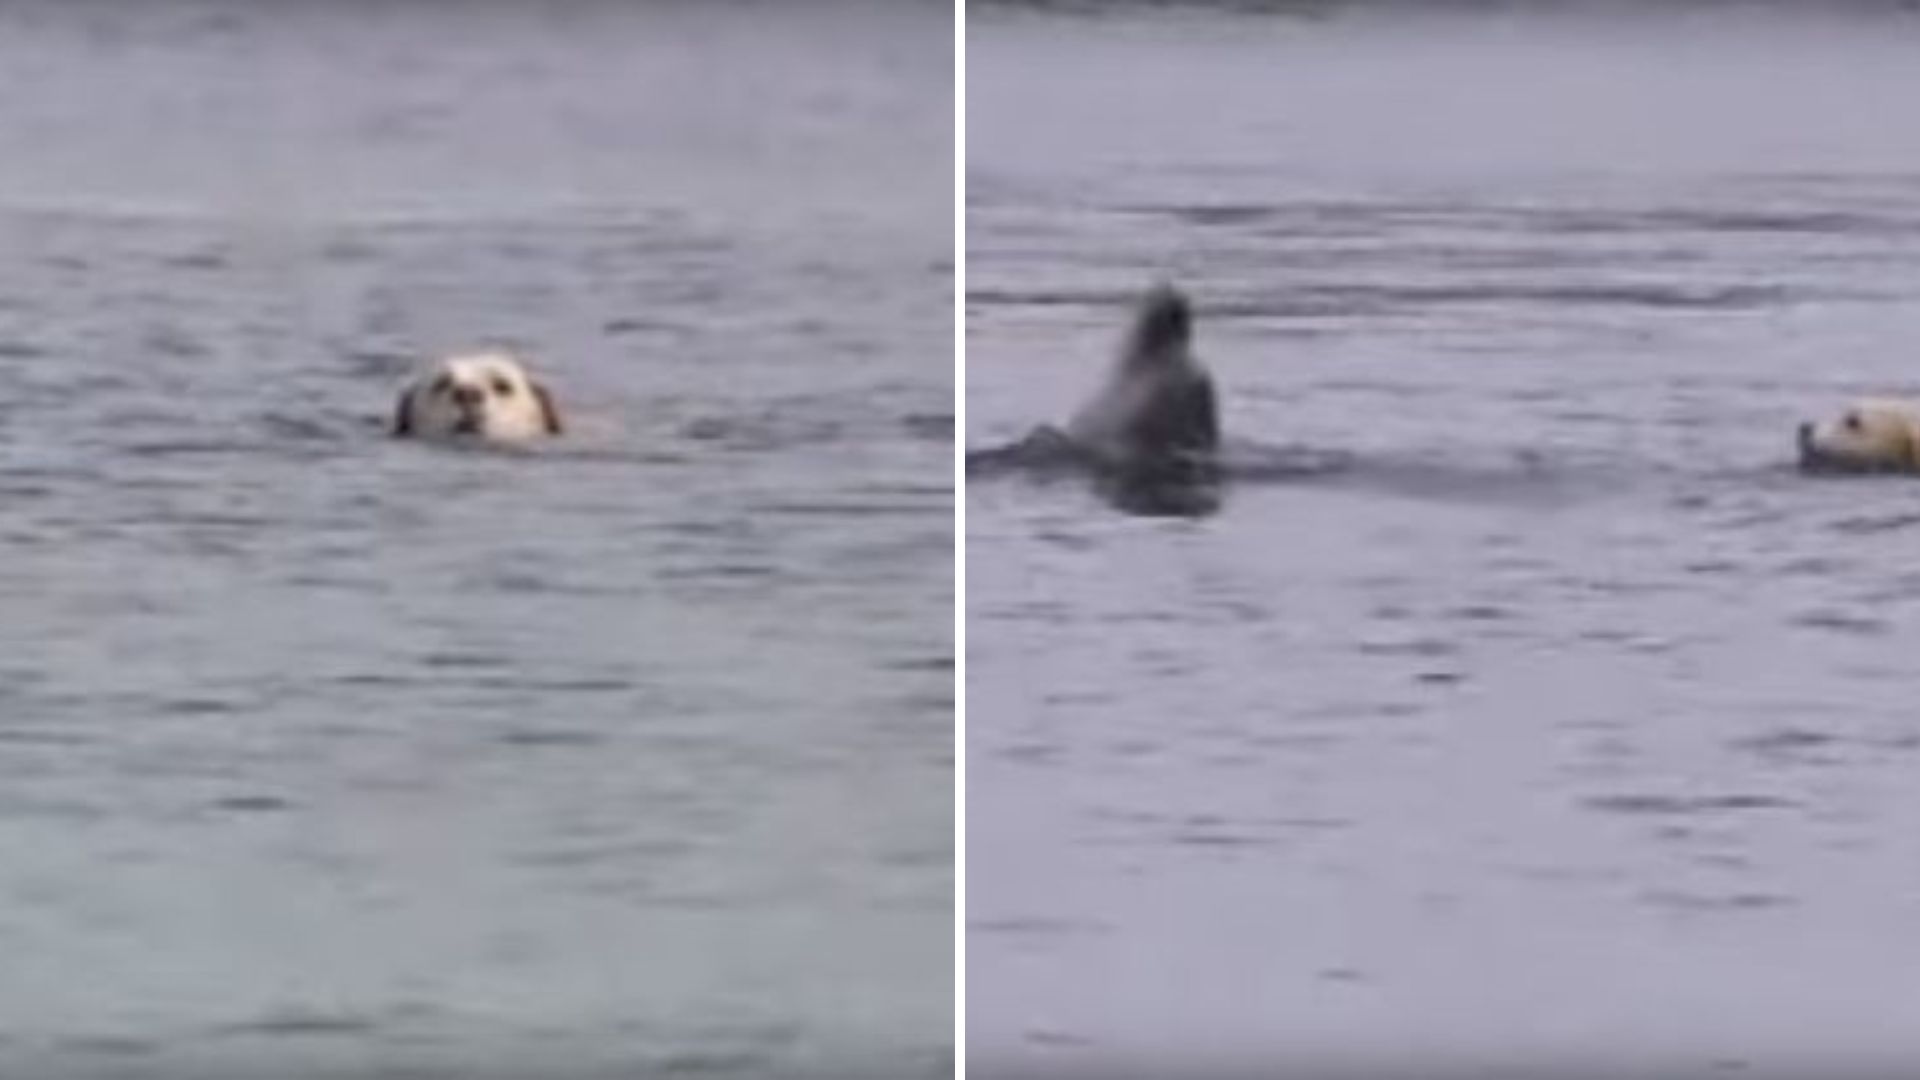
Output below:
[1797,400,1920,474]
[393,350,563,443]
[1122,283,1194,370]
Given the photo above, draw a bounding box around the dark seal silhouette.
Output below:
[969,283,1223,516]
[1065,282,1219,469]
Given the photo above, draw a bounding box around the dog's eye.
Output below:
[1845,412,1862,431]
[491,377,515,396]
[431,375,454,395]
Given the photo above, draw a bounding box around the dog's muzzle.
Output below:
[451,386,485,434]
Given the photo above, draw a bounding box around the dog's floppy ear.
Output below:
[533,381,563,435]
[393,386,415,437]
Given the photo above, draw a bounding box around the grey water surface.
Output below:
[0,3,952,1077]
[969,4,1920,1076]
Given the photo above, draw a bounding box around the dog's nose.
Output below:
[452,384,484,407]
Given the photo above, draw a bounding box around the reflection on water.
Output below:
[969,3,1920,1075]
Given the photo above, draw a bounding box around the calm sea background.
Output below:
[969,2,1920,1075]
[0,2,952,1077]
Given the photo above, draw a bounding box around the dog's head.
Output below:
[393,350,562,442]
[1797,400,1920,474]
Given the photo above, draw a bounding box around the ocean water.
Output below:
[0,2,953,1077]
[967,4,1920,1076]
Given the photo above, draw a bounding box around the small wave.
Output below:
[498,728,607,748]
[52,1035,158,1058]
[902,412,953,441]
[1301,450,1641,507]
[1829,510,1920,534]
[1788,609,1891,636]
[750,497,939,518]
[1122,195,1920,239]
[680,413,847,452]
[260,412,351,444]
[336,347,415,380]
[157,247,230,272]
[1582,792,1796,817]
[1541,206,1915,237]
[1312,281,1792,311]
[0,340,51,360]
[210,1011,380,1039]
[1730,727,1840,761]
[209,794,294,814]
[966,285,1152,313]
[1639,889,1796,913]
[113,439,262,459]
[1217,438,1356,480]
[970,279,1794,326]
